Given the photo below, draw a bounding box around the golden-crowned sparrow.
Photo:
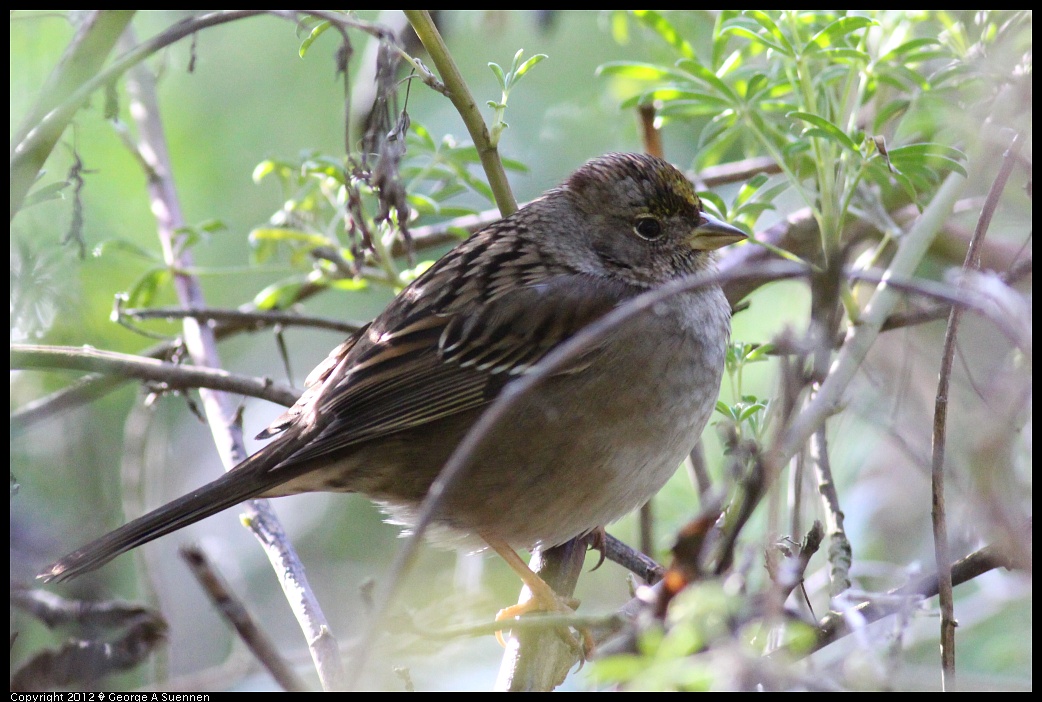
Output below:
[40,153,745,595]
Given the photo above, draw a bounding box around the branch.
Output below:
[120,35,345,689]
[180,546,310,693]
[11,11,268,221]
[930,132,1022,690]
[121,306,364,335]
[774,169,968,470]
[810,542,1023,654]
[10,344,298,407]
[10,11,136,220]
[403,10,517,216]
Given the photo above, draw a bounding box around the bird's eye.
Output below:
[633,217,663,240]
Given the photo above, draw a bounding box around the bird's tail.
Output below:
[38,469,268,583]
[36,434,306,584]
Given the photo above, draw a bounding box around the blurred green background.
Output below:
[10,10,1031,691]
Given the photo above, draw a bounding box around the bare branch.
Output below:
[931,132,1022,690]
[180,545,310,693]
[10,343,298,407]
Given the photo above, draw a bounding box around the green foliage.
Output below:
[597,10,1008,260]
[486,49,548,146]
[246,125,529,302]
[591,582,817,690]
[716,341,774,444]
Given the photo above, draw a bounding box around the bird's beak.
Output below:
[689,213,747,251]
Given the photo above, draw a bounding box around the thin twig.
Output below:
[10,344,299,407]
[180,546,310,693]
[121,37,345,689]
[811,428,851,596]
[810,541,1022,655]
[930,132,1022,690]
[122,306,364,335]
[601,533,666,583]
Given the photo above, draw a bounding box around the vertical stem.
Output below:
[930,133,1021,690]
[403,10,517,216]
[121,30,345,690]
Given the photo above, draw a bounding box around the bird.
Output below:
[39,152,745,621]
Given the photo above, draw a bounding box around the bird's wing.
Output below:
[259,228,632,468]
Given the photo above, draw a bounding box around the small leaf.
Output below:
[872,99,910,133]
[632,10,695,58]
[252,160,278,183]
[740,11,795,55]
[697,191,728,220]
[299,21,331,58]
[249,228,331,248]
[253,277,310,310]
[879,37,942,63]
[328,277,369,292]
[674,58,739,102]
[814,47,870,63]
[802,16,876,54]
[126,267,171,308]
[597,61,684,81]
[721,25,791,57]
[733,173,770,208]
[23,181,69,208]
[92,238,162,262]
[788,111,859,154]
[512,53,547,81]
[488,61,506,90]
[745,73,769,100]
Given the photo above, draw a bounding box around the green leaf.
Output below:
[715,401,739,420]
[512,53,547,81]
[328,277,369,292]
[92,238,162,262]
[252,160,278,183]
[23,181,69,208]
[249,228,331,249]
[745,73,769,100]
[802,16,876,54]
[814,47,871,63]
[597,61,685,81]
[697,191,728,220]
[879,37,942,63]
[488,61,506,90]
[407,192,440,216]
[872,99,910,132]
[126,267,171,308]
[674,58,739,102]
[734,173,770,208]
[655,96,735,117]
[631,10,695,58]
[788,111,859,153]
[252,276,309,311]
[740,11,796,55]
[885,143,968,179]
[299,20,331,58]
[734,203,775,224]
[720,25,792,57]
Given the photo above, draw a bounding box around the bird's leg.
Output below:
[483,535,592,657]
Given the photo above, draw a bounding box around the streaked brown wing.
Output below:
[265,271,631,469]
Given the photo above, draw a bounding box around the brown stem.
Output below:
[930,132,1022,690]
